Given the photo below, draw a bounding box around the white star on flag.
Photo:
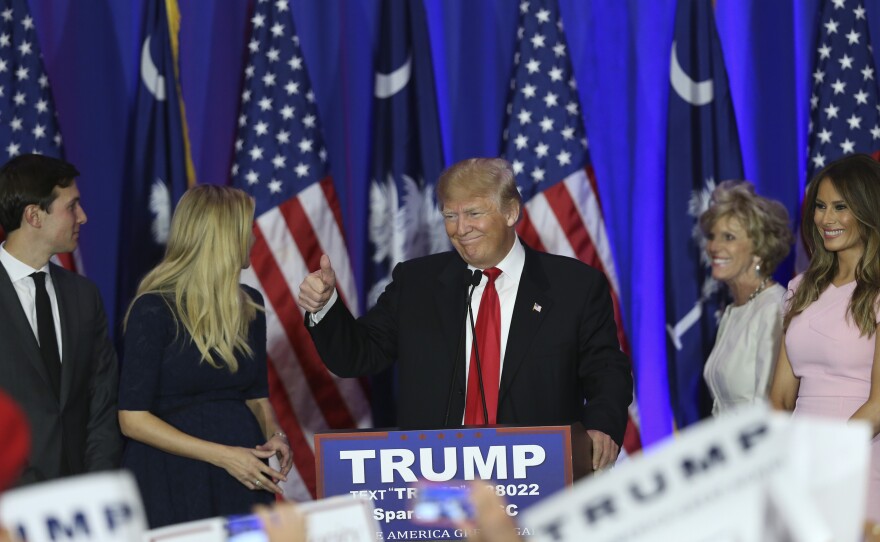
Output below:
[808,0,880,180]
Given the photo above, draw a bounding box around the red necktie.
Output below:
[464,267,501,425]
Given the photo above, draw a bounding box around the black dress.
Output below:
[119,286,273,528]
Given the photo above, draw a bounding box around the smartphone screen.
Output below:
[226,514,269,542]
[411,482,474,526]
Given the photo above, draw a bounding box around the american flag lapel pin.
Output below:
[532,303,542,313]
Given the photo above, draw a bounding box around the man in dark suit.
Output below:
[0,154,121,484]
[298,158,632,469]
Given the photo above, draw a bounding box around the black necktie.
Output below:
[31,271,61,398]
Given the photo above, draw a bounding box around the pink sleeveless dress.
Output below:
[785,275,880,521]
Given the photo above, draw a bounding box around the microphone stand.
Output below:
[468,270,489,425]
[443,269,482,426]
[467,278,490,425]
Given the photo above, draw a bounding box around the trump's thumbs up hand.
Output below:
[297,254,337,314]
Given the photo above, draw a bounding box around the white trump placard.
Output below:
[521,404,872,542]
[773,414,871,542]
[521,405,785,541]
[521,404,874,542]
[300,495,378,542]
[141,496,377,542]
[142,518,226,542]
[0,470,148,542]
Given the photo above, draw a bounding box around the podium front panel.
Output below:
[315,426,579,540]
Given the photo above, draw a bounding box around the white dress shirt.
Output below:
[0,242,64,361]
[464,237,525,379]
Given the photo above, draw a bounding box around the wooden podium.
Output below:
[315,424,592,540]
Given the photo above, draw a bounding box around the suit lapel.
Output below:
[434,255,469,391]
[0,263,55,393]
[499,245,552,402]
[51,264,78,406]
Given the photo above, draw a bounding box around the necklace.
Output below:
[747,276,769,303]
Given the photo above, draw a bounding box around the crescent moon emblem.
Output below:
[140,35,167,102]
[669,40,713,106]
[374,54,412,99]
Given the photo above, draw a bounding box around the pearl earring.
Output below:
[754,263,761,275]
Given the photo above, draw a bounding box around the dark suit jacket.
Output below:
[0,262,121,485]
[309,243,633,445]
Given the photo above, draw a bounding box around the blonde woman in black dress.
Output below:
[118,186,291,527]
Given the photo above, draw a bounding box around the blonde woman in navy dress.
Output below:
[118,186,292,527]
[770,154,880,522]
[701,181,793,415]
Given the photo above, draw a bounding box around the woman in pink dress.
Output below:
[770,153,880,522]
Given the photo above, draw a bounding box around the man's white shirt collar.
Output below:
[469,235,525,284]
[0,242,50,282]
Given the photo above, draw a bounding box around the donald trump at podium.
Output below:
[298,158,632,469]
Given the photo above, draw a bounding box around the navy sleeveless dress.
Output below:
[119,286,274,528]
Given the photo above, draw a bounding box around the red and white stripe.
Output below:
[241,177,372,501]
[517,167,642,455]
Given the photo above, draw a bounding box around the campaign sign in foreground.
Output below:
[298,495,380,542]
[142,496,378,542]
[0,470,148,542]
[521,404,871,542]
[143,518,226,542]
[316,425,589,540]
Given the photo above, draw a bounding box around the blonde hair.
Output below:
[436,157,522,219]
[125,185,260,371]
[785,154,880,337]
[699,180,794,276]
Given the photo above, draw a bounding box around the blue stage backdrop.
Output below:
[21,0,880,449]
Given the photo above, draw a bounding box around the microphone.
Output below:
[466,271,489,425]
[443,269,483,426]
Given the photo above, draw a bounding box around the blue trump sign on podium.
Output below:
[316,426,586,540]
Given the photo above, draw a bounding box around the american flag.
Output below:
[0,0,79,272]
[502,0,641,454]
[231,0,371,501]
[808,0,879,176]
